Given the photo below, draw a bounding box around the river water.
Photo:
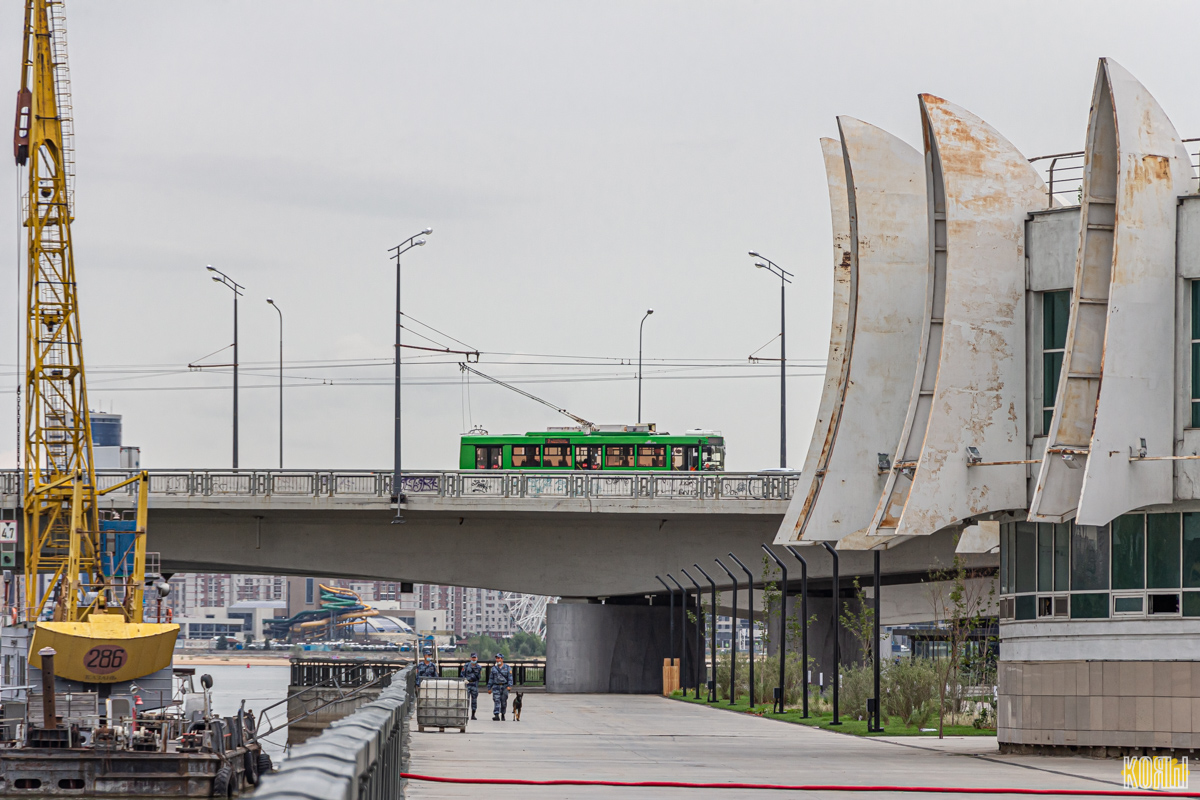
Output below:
[195,663,292,759]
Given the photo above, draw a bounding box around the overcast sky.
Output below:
[0,1,1195,472]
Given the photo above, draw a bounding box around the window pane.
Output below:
[475,447,489,469]
[543,444,571,468]
[1147,513,1181,589]
[1111,514,1145,590]
[512,445,540,468]
[1015,594,1036,621]
[1015,522,1036,594]
[604,446,634,468]
[1037,524,1053,592]
[1054,523,1070,592]
[1184,591,1200,617]
[1114,596,1143,613]
[671,446,685,470]
[637,445,666,468]
[1071,523,1109,591]
[1044,290,1070,349]
[1070,593,1109,619]
[1185,513,1200,589]
[1043,351,1063,412]
[1193,342,1200,408]
[1000,524,1010,595]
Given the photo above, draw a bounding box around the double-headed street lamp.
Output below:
[387,228,432,523]
[748,251,792,468]
[638,309,654,423]
[266,298,283,469]
[206,266,244,469]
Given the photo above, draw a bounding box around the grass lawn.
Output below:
[668,691,994,737]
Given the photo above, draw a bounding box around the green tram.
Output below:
[459,425,726,471]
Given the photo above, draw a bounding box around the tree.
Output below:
[925,549,996,738]
[840,577,874,667]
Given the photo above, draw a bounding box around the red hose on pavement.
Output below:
[400,773,1198,796]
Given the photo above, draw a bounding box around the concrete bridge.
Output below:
[0,468,979,600]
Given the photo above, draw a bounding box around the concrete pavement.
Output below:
[406,694,1123,799]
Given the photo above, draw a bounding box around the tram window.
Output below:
[637,445,666,468]
[543,444,572,468]
[605,445,635,468]
[575,445,602,470]
[475,446,503,469]
[512,445,541,468]
[672,445,699,471]
[701,444,724,471]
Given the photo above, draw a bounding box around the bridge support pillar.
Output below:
[546,600,691,693]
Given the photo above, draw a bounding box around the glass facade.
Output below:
[1193,280,1200,427]
[1043,290,1069,434]
[1000,513,1200,621]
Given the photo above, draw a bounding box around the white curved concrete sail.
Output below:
[1029,58,1193,525]
[776,138,853,542]
[782,118,927,547]
[870,95,1044,539]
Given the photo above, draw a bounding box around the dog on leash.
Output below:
[512,691,523,721]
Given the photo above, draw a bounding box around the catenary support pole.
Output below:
[784,545,809,718]
[716,558,738,705]
[694,564,718,702]
[821,542,841,725]
[728,552,755,707]
[682,569,704,700]
[761,546,788,714]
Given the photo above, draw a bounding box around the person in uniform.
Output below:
[487,652,514,720]
[416,650,438,686]
[460,652,482,720]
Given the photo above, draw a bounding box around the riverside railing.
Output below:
[0,469,798,503]
[254,666,416,800]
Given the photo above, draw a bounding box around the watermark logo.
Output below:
[1122,756,1188,790]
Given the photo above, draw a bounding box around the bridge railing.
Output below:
[0,469,799,502]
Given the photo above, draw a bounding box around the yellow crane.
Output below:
[14,0,176,683]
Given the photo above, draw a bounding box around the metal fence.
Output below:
[0,469,798,503]
[1029,138,1200,209]
[436,659,544,686]
[254,666,416,800]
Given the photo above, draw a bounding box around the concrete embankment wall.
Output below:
[253,667,416,799]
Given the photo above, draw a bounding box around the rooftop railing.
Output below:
[1029,138,1200,209]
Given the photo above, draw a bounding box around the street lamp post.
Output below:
[387,228,432,523]
[266,298,283,469]
[682,568,704,700]
[667,574,688,692]
[748,252,793,468]
[784,545,810,718]
[638,309,654,423]
[206,266,243,469]
[715,558,738,705]
[728,552,756,707]
[761,545,788,714]
[694,563,718,703]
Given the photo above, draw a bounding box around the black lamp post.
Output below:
[655,575,676,691]
[784,545,810,718]
[637,309,654,423]
[748,251,793,468]
[206,266,243,469]
[821,541,841,725]
[872,549,883,732]
[387,228,432,524]
[761,545,789,714]
[694,564,718,703]
[715,558,738,705]
[682,568,704,700]
[667,574,688,692]
[728,552,755,707]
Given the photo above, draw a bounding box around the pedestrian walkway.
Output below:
[407,694,1122,798]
